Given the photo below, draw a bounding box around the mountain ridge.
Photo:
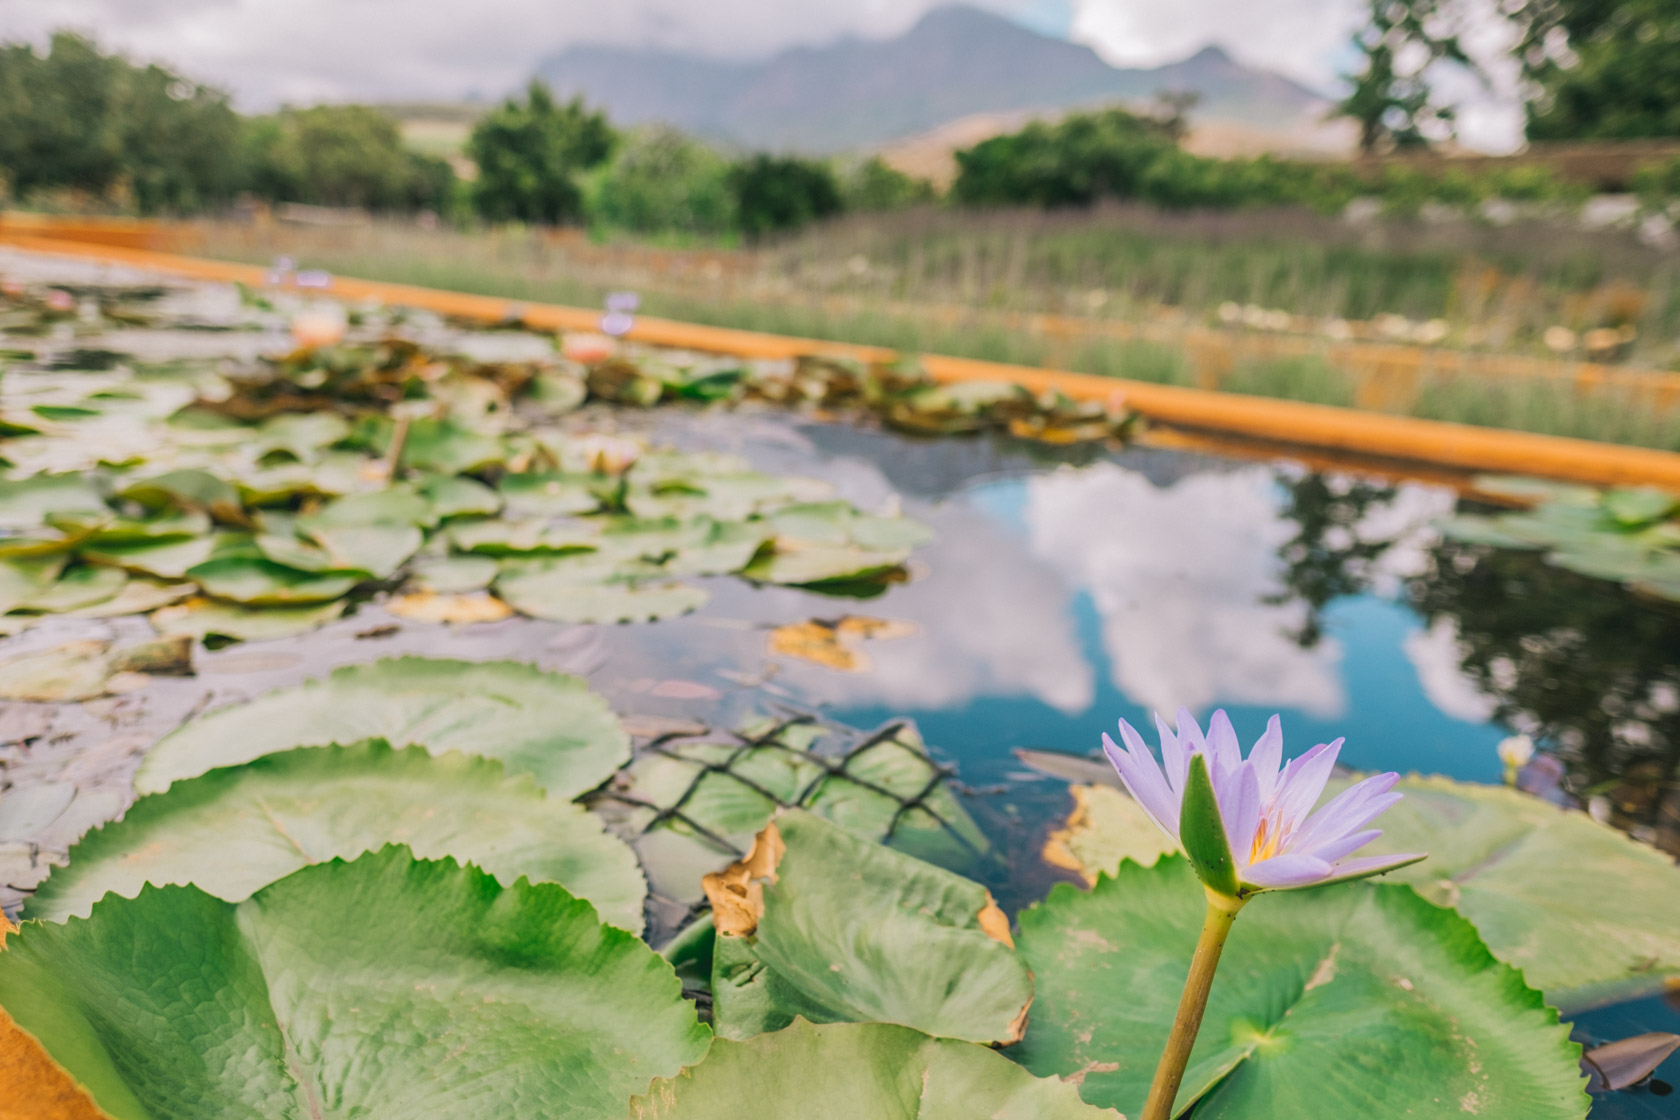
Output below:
[533,5,1328,154]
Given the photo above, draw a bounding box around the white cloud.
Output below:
[1022,462,1346,718]
[1403,616,1498,722]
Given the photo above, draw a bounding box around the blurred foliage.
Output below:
[467,82,615,225]
[1508,0,1680,140]
[1633,156,1680,213]
[840,158,937,212]
[727,155,844,239]
[246,105,454,214]
[0,32,245,213]
[589,125,735,235]
[1333,0,1479,154]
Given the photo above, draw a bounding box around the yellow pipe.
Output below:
[5,231,1680,490]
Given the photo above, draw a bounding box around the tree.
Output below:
[467,82,615,225]
[590,125,734,234]
[247,104,452,212]
[1332,0,1479,154]
[840,157,937,212]
[1504,0,1680,140]
[0,32,243,212]
[725,155,843,238]
[951,108,1179,208]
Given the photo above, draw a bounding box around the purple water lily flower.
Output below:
[1103,709,1424,896]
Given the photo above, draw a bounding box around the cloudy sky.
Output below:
[1,0,1523,149]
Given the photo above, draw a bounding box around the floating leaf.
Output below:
[0,475,106,530]
[0,554,68,614]
[80,534,217,579]
[1041,784,1175,883]
[1014,856,1588,1119]
[185,555,358,605]
[115,468,243,522]
[707,812,1032,1045]
[495,556,708,623]
[407,553,498,593]
[767,615,916,672]
[30,741,646,932]
[1602,487,1679,528]
[385,589,514,624]
[743,501,932,587]
[449,517,600,555]
[136,656,630,798]
[597,516,769,576]
[499,471,605,517]
[630,1019,1116,1120]
[0,849,709,1119]
[62,576,193,618]
[418,473,502,519]
[149,595,347,642]
[625,471,830,522]
[398,415,506,474]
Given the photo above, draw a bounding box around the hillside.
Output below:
[533,5,1327,154]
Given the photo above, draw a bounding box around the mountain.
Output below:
[533,6,1328,154]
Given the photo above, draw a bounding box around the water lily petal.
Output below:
[1175,708,1207,758]
[1222,763,1263,872]
[1271,738,1342,833]
[1317,851,1427,887]
[1104,731,1179,838]
[1248,714,1283,800]
[1242,852,1333,888]
[1290,773,1400,854]
[1303,827,1382,865]
[1154,712,1188,793]
[1205,709,1242,781]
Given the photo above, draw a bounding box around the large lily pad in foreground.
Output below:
[1045,776,1680,1010]
[709,812,1031,1045]
[631,1020,1115,1119]
[1014,856,1587,1119]
[30,741,646,932]
[0,849,709,1120]
[135,656,630,797]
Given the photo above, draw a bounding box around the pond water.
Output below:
[2,249,1677,1113]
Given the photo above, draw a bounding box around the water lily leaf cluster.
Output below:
[1441,476,1680,601]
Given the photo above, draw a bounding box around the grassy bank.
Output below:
[189,214,1680,451]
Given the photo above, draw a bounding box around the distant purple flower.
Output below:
[294,269,333,290]
[605,291,640,314]
[1104,709,1423,896]
[600,310,635,337]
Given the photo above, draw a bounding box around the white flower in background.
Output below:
[573,433,642,475]
[1497,734,1535,784]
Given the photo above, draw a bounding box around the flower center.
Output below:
[1249,811,1288,864]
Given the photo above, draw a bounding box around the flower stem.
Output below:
[1140,889,1247,1120]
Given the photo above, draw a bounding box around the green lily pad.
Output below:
[494,556,709,623]
[0,554,69,613]
[81,534,218,579]
[418,473,502,519]
[116,468,243,520]
[710,810,1032,1045]
[631,1020,1115,1119]
[0,474,107,530]
[1331,775,1680,1010]
[1013,856,1587,1119]
[1602,486,1679,528]
[398,415,506,474]
[30,740,646,932]
[0,848,709,1119]
[499,471,606,517]
[135,656,630,798]
[306,485,435,528]
[597,516,769,576]
[64,575,194,618]
[625,471,830,522]
[16,564,128,613]
[186,556,359,605]
[449,517,600,555]
[743,501,933,586]
[408,554,499,593]
[149,596,347,642]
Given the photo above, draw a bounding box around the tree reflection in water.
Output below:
[1267,470,1680,853]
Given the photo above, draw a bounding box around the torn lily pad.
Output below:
[705,812,1032,1045]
